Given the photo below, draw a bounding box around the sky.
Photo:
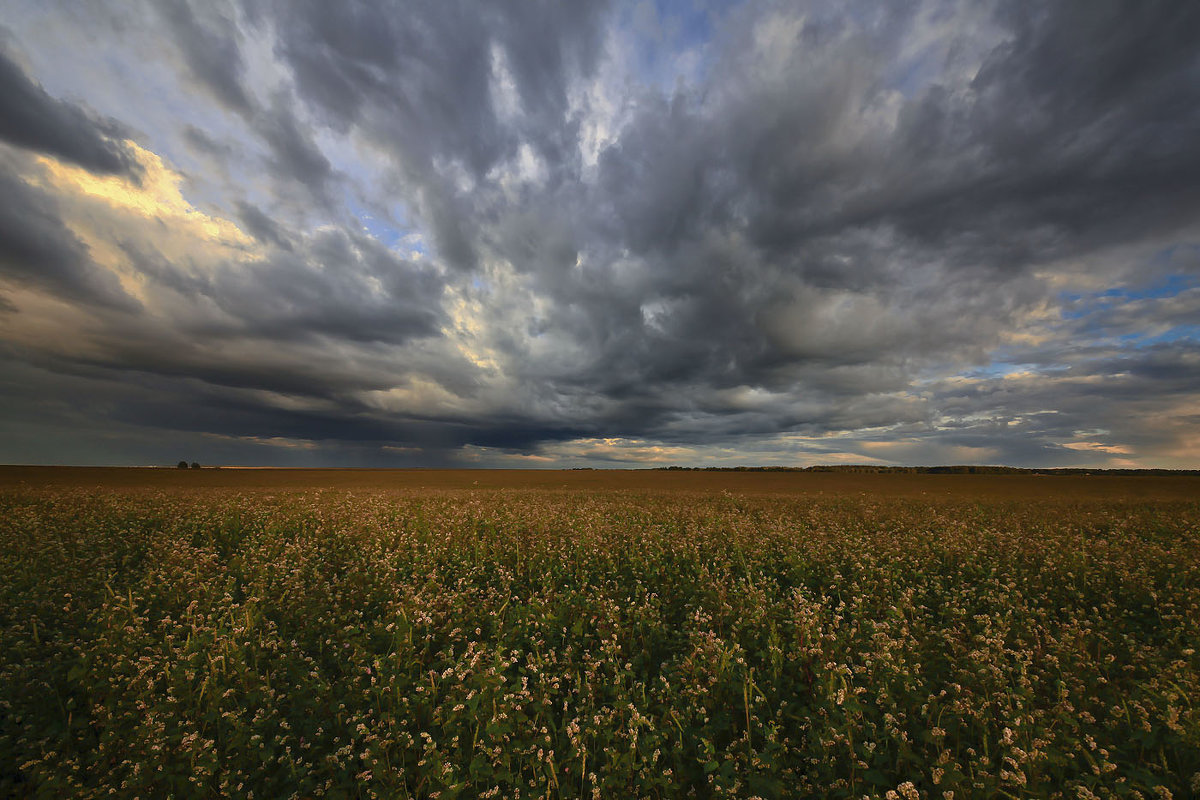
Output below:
[0,1,1198,469]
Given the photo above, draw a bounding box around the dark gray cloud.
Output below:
[457,0,1200,443]
[192,229,443,346]
[262,0,611,268]
[0,161,137,309]
[259,99,333,192]
[234,200,291,249]
[0,0,1198,467]
[154,0,254,116]
[149,1,340,208]
[0,40,139,176]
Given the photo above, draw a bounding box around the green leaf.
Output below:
[864,769,890,786]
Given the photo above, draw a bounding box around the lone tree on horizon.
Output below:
[177,461,188,469]
[190,462,201,469]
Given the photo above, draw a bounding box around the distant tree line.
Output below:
[176,461,202,469]
[656,465,1200,476]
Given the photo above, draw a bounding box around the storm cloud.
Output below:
[0,0,1198,467]
[0,39,139,176]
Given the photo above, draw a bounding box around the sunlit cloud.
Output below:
[204,433,319,450]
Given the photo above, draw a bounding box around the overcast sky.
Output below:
[1,1,1198,468]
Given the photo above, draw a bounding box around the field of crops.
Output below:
[2,473,1198,798]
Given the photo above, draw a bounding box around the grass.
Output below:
[1,476,1198,798]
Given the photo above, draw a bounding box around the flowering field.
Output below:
[2,481,1198,798]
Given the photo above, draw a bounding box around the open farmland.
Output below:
[1,470,1198,798]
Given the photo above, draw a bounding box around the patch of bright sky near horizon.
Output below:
[0,1,1198,468]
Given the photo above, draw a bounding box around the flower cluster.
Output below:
[1,486,1197,797]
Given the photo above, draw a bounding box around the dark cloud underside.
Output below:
[0,41,139,176]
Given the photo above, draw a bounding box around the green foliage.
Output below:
[1,489,1198,798]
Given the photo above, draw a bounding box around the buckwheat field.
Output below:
[2,472,1198,798]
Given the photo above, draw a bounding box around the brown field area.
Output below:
[3,464,1200,499]
[4,465,1199,797]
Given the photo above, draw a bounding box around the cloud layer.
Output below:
[1,0,1198,467]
